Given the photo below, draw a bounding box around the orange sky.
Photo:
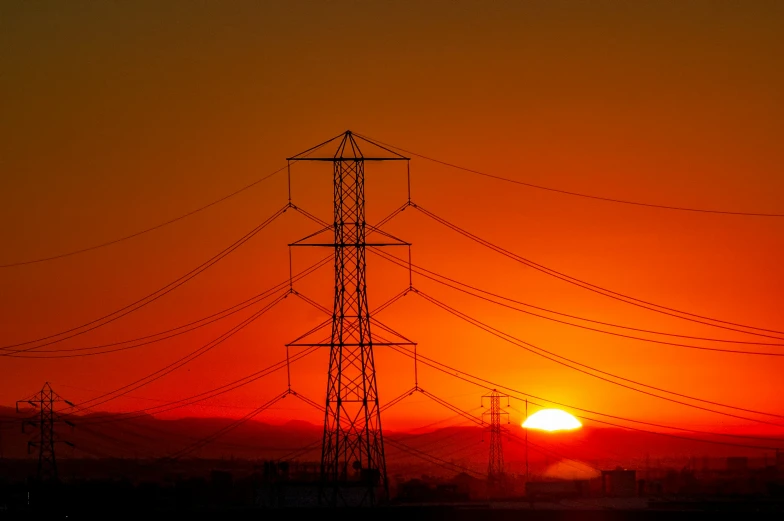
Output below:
[1,1,783,438]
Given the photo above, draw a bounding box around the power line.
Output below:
[382,362,777,476]
[74,346,319,424]
[0,131,349,269]
[394,409,483,441]
[369,250,784,419]
[4,255,331,358]
[373,248,784,356]
[394,387,603,477]
[377,370,601,479]
[413,289,784,427]
[74,292,290,411]
[371,248,784,348]
[390,422,476,461]
[0,168,286,268]
[385,438,484,479]
[168,391,290,460]
[414,203,784,339]
[387,345,783,450]
[387,400,589,481]
[354,132,784,218]
[6,290,286,359]
[2,204,290,353]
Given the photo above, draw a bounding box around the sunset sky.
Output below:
[1,1,783,440]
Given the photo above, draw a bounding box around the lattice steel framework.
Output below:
[287,131,410,506]
[482,389,509,480]
[17,382,74,482]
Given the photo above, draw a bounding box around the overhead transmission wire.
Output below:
[282,269,778,465]
[372,248,784,348]
[159,385,326,460]
[375,249,784,358]
[68,399,295,457]
[399,342,783,452]
[374,252,784,410]
[2,204,290,353]
[72,293,289,411]
[412,203,784,340]
[4,255,332,358]
[366,202,784,433]
[393,408,484,440]
[0,168,283,268]
[5,291,287,359]
[396,419,479,454]
[76,423,158,459]
[374,252,784,425]
[78,418,168,458]
[385,437,484,479]
[505,433,608,478]
[412,289,784,428]
[508,404,633,469]
[274,435,324,463]
[0,130,349,269]
[398,407,484,436]
[406,389,607,476]
[75,346,320,425]
[364,162,784,432]
[15,280,325,458]
[380,369,630,479]
[168,391,290,460]
[354,132,784,218]
[387,344,783,450]
[387,430,476,476]
[411,436,486,469]
[12,198,335,454]
[376,367,589,478]
[281,379,558,474]
[261,384,484,471]
[68,272,405,422]
[68,397,315,462]
[88,413,238,453]
[388,396,499,467]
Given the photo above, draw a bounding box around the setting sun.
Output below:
[522,409,582,432]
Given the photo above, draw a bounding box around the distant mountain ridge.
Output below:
[0,406,773,474]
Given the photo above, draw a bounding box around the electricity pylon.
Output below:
[16,382,74,482]
[482,389,509,480]
[287,131,411,506]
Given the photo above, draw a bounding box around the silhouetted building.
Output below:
[601,468,636,497]
[728,457,749,472]
[396,478,468,502]
[526,479,590,500]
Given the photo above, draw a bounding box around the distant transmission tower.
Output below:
[287,131,411,506]
[482,389,509,480]
[16,382,74,482]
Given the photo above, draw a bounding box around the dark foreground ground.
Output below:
[4,501,784,520]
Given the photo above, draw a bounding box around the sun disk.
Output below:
[523,409,582,432]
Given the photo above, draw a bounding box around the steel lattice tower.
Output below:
[287,131,410,506]
[482,389,509,480]
[17,382,74,482]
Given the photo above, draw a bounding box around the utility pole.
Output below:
[287,131,410,506]
[16,382,74,482]
[482,389,509,482]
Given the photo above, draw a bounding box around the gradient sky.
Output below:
[1,1,783,437]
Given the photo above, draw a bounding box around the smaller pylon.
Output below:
[481,389,510,480]
[16,383,74,482]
